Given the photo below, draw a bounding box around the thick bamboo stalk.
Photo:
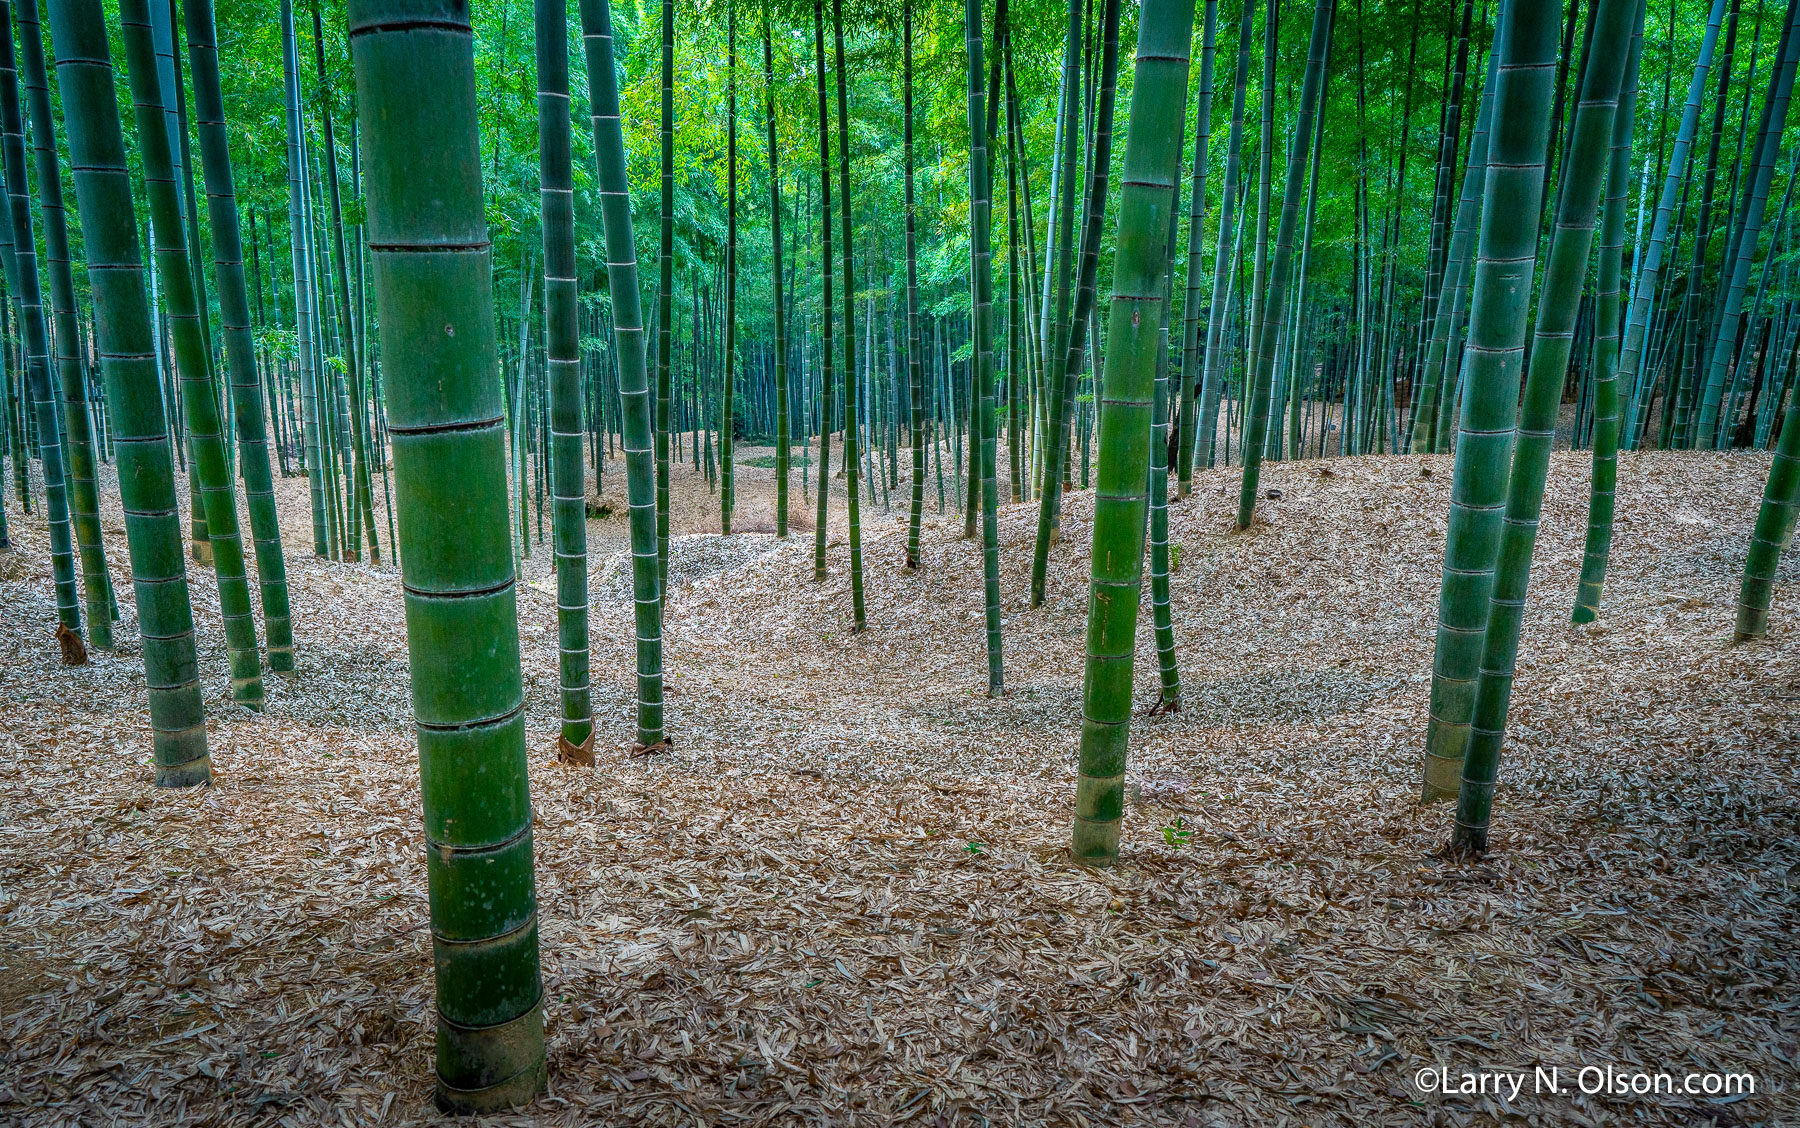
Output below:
[966,0,1003,692]
[15,0,110,648]
[833,0,867,631]
[0,0,79,637]
[903,0,925,570]
[48,0,208,784]
[182,0,293,671]
[536,0,592,758]
[309,7,378,564]
[580,0,665,748]
[1454,0,1636,851]
[1072,0,1197,869]
[1235,0,1334,530]
[1420,0,1559,802]
[1695,0,1800,446]
[1198,0,1255,473]
[121,0,264,709]
[349,0,546,1107]
[722,2,737,535]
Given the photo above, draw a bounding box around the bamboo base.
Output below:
[434,1000,546,1115]
[556,729,595,767]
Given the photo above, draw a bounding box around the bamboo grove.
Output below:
[0,0,1796,1108]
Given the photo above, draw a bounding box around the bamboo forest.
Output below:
[0,0,1797,1120]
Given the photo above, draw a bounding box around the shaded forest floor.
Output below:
[1,443,1796,1127]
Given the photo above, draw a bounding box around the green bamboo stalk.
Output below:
[1031,0,1121,608]
[1242,0,1275,465]
[145,0,208,568]
[1617,0,1726,453]
[0,0,79,636]
[1736,370,1800,639]
[1176,0,1218,497]
[281,0,326,558]
[1420,0,1559,802]
[832,0,866,631]
[1198,0,1255,472]
[182,0,293,672]
[580,0,665,747]
[1695,3,1799,448]
[349,0,545,1107]
[48,0,208,784]
[1073,0,1197,868]
[722,1,737,535]
[764,8,789,539]
[1455,0,1636,851]
[537,0,592,758]
[121,0,264,709]
[966,0,1003,690]
[16,0,109,647]
[1410,46,1498,455]
[1006,71,1025,506]
[903,0,925,570]
[310,5,377,565]
[1671,0,1740,451]
[656,0,672,592]
[1148,190,1181,709]
[1027,0,1091,606]
[1573,0,1654,624]
[810,0,836,584]
[1235,0,1333,531]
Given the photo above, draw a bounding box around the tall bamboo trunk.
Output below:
[832,0,867,630]
[1420,0,1560,802]
[15,0,110,648]
[349,0,545,1107]
[580,0,665,748]
[280,0,327,557]
[722,3,737,535]
[966,0,1003,691]
[1235,0,1333,533]
[1027,0,1093,607]
[1198,0,1256,474]
[1453,0,1637,850]
[536,0,593,759]
[1695,0,1800,446]
[763,15,789,537]
[903,0,926,570]
[0,0,80,639]
[1596,0,1728,589]
[1072,0,1197,869]
[810,0,837,584]
[49,0,209,783]
[182,0,294,671]
[1174,0,1217,497]
[309,7,377,564]
[121,0,265,709]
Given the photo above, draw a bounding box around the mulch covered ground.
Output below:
[0,444,1795,1127]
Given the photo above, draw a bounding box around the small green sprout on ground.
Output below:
[1160,817,1195,848]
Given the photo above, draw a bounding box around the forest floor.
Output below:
[0,442,1796,1127]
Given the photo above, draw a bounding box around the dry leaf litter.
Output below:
[0,444,1795,1127]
